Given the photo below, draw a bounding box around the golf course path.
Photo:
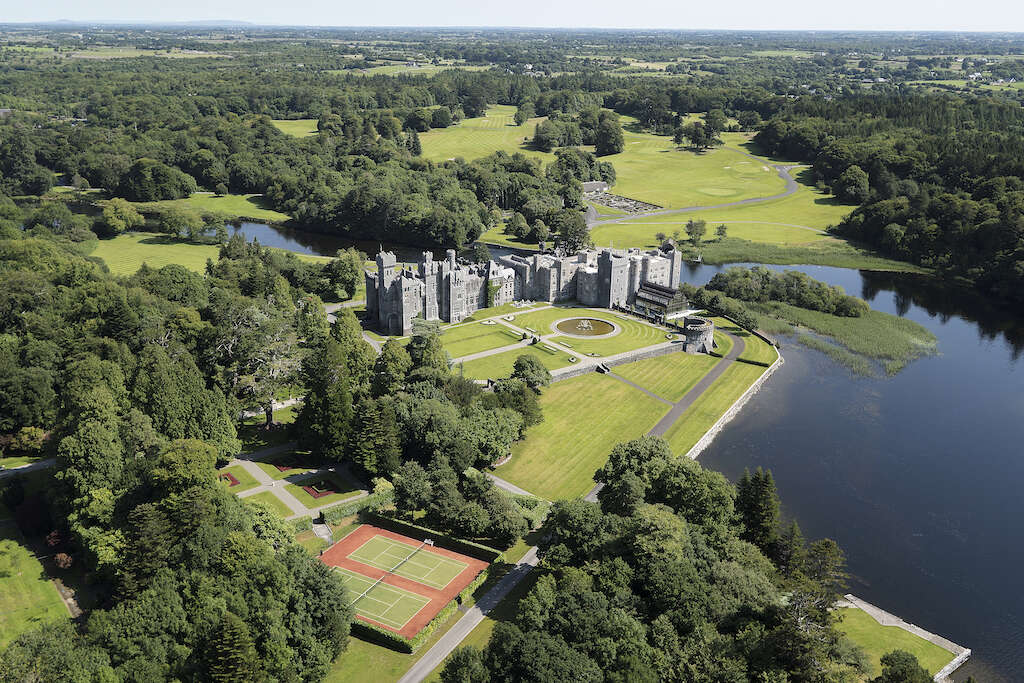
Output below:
[590,148,801,227]
[397,547,541,683]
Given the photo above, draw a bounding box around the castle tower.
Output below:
[598,250,629,308]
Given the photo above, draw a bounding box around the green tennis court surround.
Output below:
[348,535,468,590]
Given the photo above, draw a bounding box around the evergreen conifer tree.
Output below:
[208,612,260,682]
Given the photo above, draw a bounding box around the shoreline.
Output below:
[838,594,971,682]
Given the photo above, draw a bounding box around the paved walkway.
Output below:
[590,148,802,227]
[231,451,368,520]
[606,372,674,406]
[648,334,745,437]
[0,457,57,480]
[397,547,540,683]
[485,473,544,498]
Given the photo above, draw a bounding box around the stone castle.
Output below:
[365,246,684,335]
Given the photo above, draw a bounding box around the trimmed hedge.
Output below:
[322,489,393,525]
[290,516,312,533]
[362,511,504,563]
[510,493,551,529]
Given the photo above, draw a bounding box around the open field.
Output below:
[285,472,361,510]
[271,119,319,137]
[419,105,551,163]
[590,166,854,249]
[441,322,523,358]
[90,232,327,277]
[343,63,491,77]
[131,192,290,223]
[613,352,721,402]
[836,608,955,677]
[458,343,573,380]
[91,233,219,274]
[496,373,670,499]
[603,127,786,209]
[243,491,294,518]
[217,465,261,493]
[679,238,926,272]
[0,454,39,469]
[662,362,767,456]
[0,519,68,649]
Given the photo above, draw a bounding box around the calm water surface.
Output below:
[241,222,1023,680]
[682,263,1024,682]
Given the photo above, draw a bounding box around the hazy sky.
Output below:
[6,0,1024,32]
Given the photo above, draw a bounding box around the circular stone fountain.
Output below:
[554,317,617,337]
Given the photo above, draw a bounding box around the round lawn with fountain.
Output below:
[494,372,672,500]
[554,318,616,336]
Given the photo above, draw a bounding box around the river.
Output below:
[235,221,1023,680]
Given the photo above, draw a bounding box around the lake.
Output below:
[238,221,1022,680]
[682,262,1024,682]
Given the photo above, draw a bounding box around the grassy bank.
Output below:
[662,362,768,456]
[0,514,69,648]
[836,608,955,677]
[748,301,937,375]
[90,232,330,277]
[679,238,926,273]
[131,192,291,224]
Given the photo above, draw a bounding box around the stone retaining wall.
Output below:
[683,349,783,460]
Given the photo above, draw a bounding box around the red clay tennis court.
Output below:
[320,524,488,638]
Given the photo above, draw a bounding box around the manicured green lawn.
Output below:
[709,318,778,365]
[272,119,319,137]
[511,307,670,357]
[217,465,260,493]
[91,233,220,275]
[0,454,39,469]
[590,169,853,250]
[419,105,551,162]
[254,450,319,481]
[459,302,543,322]
[589,202,627,216]
[613,352,721,402]
[130,192,290,223]
[477,225,542,250]
[243,491,294,518]
[295,530,328,556]
[285,472,362,510]
[600,129,787,210]
[662,362,767,456]
[495,373,670,499]
[0,522,69,648]
[90,232,327,277]
[836,608,954,677]
[457,343,574,380]
[441,322,523,358]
